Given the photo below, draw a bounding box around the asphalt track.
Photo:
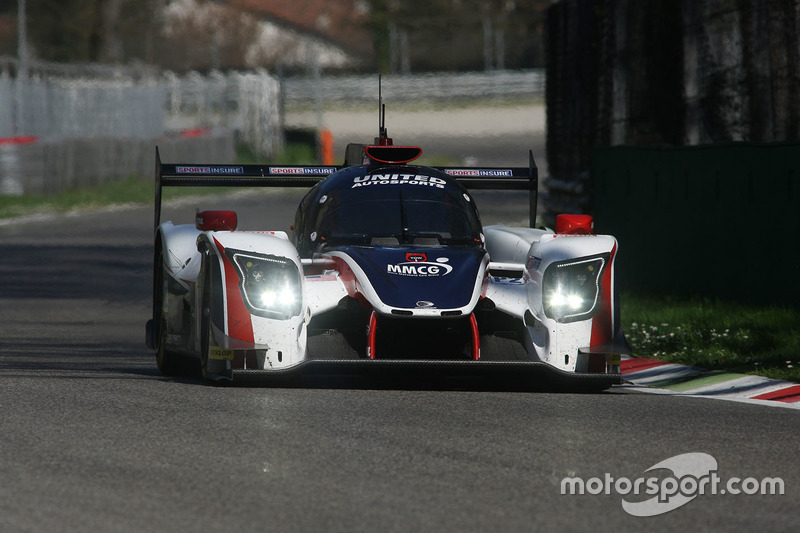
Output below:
[1,186,798,533]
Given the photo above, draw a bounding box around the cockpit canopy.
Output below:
[294,166,483,255]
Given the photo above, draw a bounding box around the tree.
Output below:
[366,0,548,73]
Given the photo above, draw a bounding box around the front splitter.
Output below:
[230,359,620,391]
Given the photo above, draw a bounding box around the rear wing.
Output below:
[154,147,539,230]
[433,149,538,228]
[154,147,342,231]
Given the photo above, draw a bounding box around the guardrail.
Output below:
[282,69,545,104]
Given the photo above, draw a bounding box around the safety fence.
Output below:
[0,62,539,196]
[281,69,545,104]
[0,61,281,195]
[0,130,236,196]
[164,69,282,157]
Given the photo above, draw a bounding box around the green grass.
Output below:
[621,293,800,382]
[236,141,317,165]
[0,174,156,219]
[0,143,318,220]
[0,173,247,220]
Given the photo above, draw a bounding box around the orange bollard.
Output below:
[320,128,334,165]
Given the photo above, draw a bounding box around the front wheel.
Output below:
[156,320,184,376]
[198,251,231,385]
[154,248,184,376]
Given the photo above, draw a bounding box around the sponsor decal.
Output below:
[176,166,243,174]
[387,257,453,277]
[445,169,514,177]
[209,346,235,360]
[352,173,446,189]
[270,167,336,176]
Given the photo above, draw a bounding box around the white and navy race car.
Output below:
[146,134,627,389]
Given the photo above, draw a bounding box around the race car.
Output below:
[145,125,628,390]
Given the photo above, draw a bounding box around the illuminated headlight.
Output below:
[542,254,608,322]
[226,250,302,319]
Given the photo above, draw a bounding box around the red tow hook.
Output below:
[367,310,479,360]
[470,314,480,360]
[367,310,378,359]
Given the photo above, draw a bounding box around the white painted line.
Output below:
[623,363,704,385]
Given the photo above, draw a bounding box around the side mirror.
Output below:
[196,210,238,231]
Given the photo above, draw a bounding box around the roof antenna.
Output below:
[376,75,392,146]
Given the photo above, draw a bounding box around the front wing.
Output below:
[229,359,620,391]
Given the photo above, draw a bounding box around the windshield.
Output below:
[312,182,482,247]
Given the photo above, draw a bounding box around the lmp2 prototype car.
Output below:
[145,131,628,389]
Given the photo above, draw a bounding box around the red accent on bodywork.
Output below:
[470,313,480,360]
[330,256,361,300]
[196,210,238,231]
[213,237,254,343]
[367,310,377,359]
[556,214,594,234]
[590,243,616,347]
[365,145,422,163]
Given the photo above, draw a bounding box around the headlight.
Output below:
[226,250,302,319]
[542,254,608,322]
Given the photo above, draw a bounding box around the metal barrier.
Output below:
[281,69,545,104]
[164,69,283,157]
[0,60,283,157]
[0,61,539,196]
[0,61,282,195]
[0,76,165,140]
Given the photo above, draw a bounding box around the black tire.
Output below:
[155,320,183,376]
[198,249,231,384]
[199,307,212,381]
[154,248,183,376]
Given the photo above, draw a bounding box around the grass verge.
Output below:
[0,142,317,220]
[0,175,157,220]
[621,293,800,383]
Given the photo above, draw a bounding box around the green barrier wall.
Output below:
[592,144,799,306]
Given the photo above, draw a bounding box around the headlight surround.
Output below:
[226,250,302,319]
[542,254,608,323]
